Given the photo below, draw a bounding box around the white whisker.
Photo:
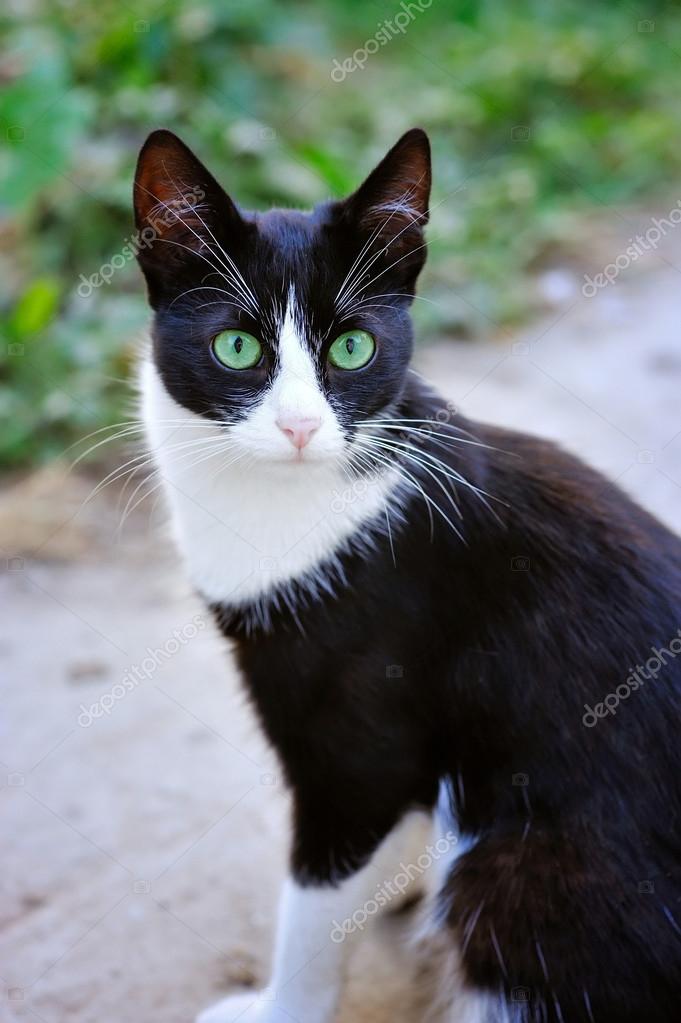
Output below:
[136,177,259,314]
[169,284,253,317]
[336,181,428,316]
[116,436,247,536]
[352,439,442,540]
[158,164,260,312]
[334,182,424,313]
[345,448,398,565]
[370,435,506,526]
[355,437,465,542]
[337,189,457,317]
[355,421,497,452]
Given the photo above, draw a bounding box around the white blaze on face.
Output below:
[229,289,345,463]
[140,286,399,610]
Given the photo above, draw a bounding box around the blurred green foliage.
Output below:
[1,0,680,468]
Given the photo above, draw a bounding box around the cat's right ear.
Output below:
[133,130,246,304]
[334,129,431,286]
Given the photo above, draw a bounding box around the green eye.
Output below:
[212,330,262,370]
[328,330,375,370]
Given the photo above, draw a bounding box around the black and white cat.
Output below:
[134,128,681,1022]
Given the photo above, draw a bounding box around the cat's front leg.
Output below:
[196,809,431,1023]
[198,876,365,1023]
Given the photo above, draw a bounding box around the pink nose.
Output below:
[276,414,321,450]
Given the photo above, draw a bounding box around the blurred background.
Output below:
[3,2,681,1022]
[4,0,681,467]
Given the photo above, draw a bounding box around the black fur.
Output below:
[135,129,681,1021]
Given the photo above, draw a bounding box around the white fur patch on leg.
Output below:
[196,812,434,1023]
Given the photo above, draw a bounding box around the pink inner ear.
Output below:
[135,155,206,239]
[349,129,431,241]
[133,132,245,267]
[359,171,430,254]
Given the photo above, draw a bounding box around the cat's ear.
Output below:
[133,130,247,301]
[341,128,431,250]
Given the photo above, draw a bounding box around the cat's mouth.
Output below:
[269,448,341,468]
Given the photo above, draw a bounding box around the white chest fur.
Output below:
[141,358,398,620]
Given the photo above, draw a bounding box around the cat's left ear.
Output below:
[340,128,431,252]
[133,130,248,304]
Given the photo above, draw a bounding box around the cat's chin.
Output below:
[240,444,346,471]
[256,451,342,473]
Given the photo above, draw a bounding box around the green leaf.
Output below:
[292,144,356,196]
[10,278,61,338]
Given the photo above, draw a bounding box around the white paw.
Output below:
[196,989,290,1023]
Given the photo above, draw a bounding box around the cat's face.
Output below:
[134,128,430,469]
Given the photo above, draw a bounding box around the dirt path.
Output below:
[2,228,681,1022]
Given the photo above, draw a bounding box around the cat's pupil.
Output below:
[346,337,355,354]
[234,336,243,354]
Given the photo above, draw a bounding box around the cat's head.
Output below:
[134,128,430,468]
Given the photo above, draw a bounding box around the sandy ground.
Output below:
[2,222,681,1023]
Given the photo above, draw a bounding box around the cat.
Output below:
[134,127,681,1022]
